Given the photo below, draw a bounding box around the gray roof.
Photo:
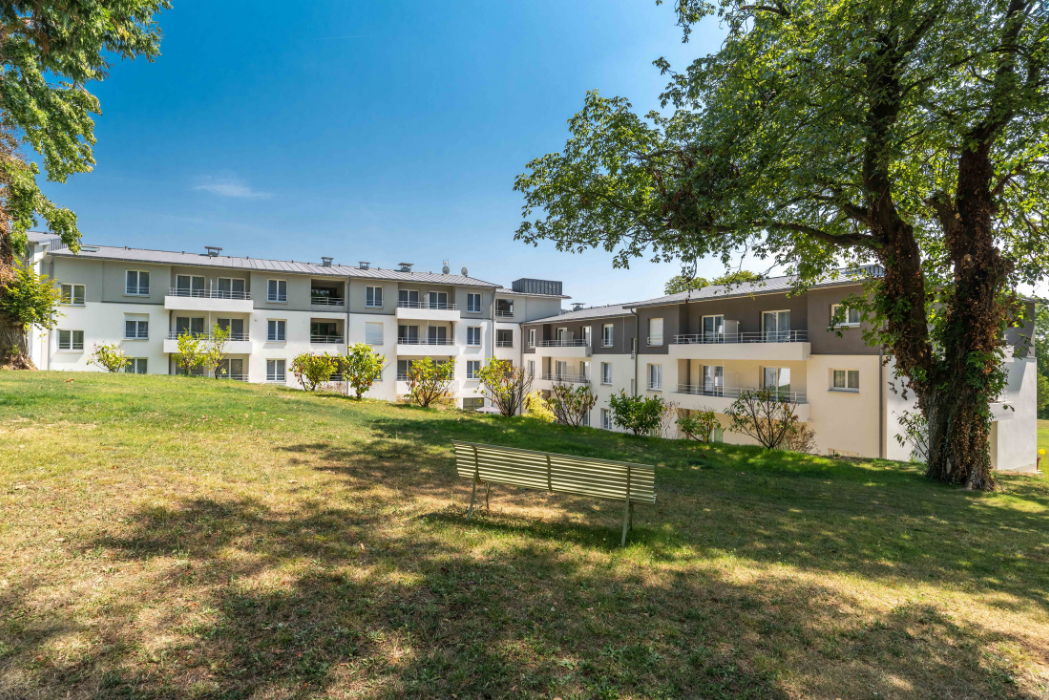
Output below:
[527,302,638,325]
[494,286,571,300]
[48,243,499,287]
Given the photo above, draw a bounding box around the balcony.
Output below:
[534,339,591,358]
[310,295,345,309]
[395,301,461,322]
[396,337,462,356]
[540,372,590,384]
[496,340,514,348]
[310,334,345,345]
[163,332,252,354]
[495,310,515,319]
[164,288,253,314]
[674,384,810,421]
[669,331,810,362]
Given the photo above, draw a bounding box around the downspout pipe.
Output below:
[631,308,639,397]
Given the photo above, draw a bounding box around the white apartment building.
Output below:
[523,269,1038,472]
[23,233,565,408]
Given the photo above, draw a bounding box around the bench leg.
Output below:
[466,478,478,521]
[621,498,631,547]
[485,483,491,512]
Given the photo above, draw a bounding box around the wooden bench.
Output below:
[452,441,656,546]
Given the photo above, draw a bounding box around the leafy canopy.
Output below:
[344,343,387,400]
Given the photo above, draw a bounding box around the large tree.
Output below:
[0,1,169,367]
[515,0,1049,490]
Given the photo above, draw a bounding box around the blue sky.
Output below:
[37,0,733,305]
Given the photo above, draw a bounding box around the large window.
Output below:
[175,316,205,336]
[762,367,791,397]
[496,329,513,347]
[467,293,482,313]
[124,317,149,340]
[60,284,85,306]
[762,310,791,340]
[366,286,383,308]
[218,358,245,380]
[830,304,861,327]
[365,322,384,345]
[267,279,288,303]
[648,318,664,346]
[266,359,286,382]
[648,364,662,391]
[602,324,614,347]
[496,298,514,317]
[832,369,860,392]
[125,270,150,296]
[467,360,481,379]
[601,362,612,385]
[176,275,205,297]
[428,326,448,344]
[427,291,449,309]
[702,365,724,395]
[397,359,415,380]
[398,289,420,307]
[217,278,246,299]
[463,397,484,411]
[217,318,246,339]
[467,327,481,346]
[702,315,725,341]
[57,329,84,351]
[126,358,148,374]
[267,319,287,342]
[398,324,419,343]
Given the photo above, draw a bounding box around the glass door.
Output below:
[762,311,791,342]
[398,324,419,343]
[703,365,724,396]
[399,289,420,308]
[763,367,792,399]
[428,326,448,344]
[428,291,448,309]
[702,315,725,342]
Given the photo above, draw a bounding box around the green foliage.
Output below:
[0,1,169,256]
[607,391,666,436]
[726,390,801,450]
[87,343,130,373]
[476,359,532,417]
[344,343,387,400]
[174,332,205,376]
[664,269,764,296]
[406,357,455,408]
[548,382,598,427]
[199,324,231,379]
[523,390,556,422]
[1038,374,1049,415]
[664,275,708,295]
[676,409,720,442]
[0,260,61,329]
[290,352,339,391]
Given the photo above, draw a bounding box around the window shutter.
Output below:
[366,323,383,345]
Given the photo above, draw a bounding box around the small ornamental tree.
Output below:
[725,390,801,450]
[174,331,206,376]
[477,359,532,417]
[291,352,338,391]
[87,343,131,373]
[548,382,598,427]
[200,324,231,379]
[344,343,387,399]
[407,357,455,408]
[0,262,62,367]
[677,408,720,442]
[523,390,556,422]
[608,391,666,436]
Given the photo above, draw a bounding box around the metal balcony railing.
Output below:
[267,294,288,303]
[397,301,458,310]
[217,373,249,382]
[496,340,514,348]
[538,339,589,347]
[541,372,590,384]
[310,296,345,306]
[647,381,663,391]
[648,336,664,346]
[167,332,250,341]
[496,310,515,318]
[396,373,411,381]
[675,384,808,404]
[311,335,344,344]
[168,288,251,300]
[672,330,809,344]
[397,337,455,345]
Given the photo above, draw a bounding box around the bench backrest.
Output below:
[453,441,656,505]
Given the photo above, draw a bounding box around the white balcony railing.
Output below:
[397,337,455,345]
[648,336,664,346]
[675,384,808,404]
[167,332,250,341]
[541,372,590,384]
[311,296,345,306]
[397,301,457,310]
[538,339,589,347]
[673,330,809,344]
[496,340,514,348]
[217,374,249,382]
[496,310,515,318]
[648,381,662,391]
[168,288,251,300]
[311,335,344,344]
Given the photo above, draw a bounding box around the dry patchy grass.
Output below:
[0,372,1047,699]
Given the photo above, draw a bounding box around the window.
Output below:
[176,275,205,297]
[601,408,612,430]
[175,316,205,337]
[397,359,415,380]
[267,279,288,303]
[217,358,245,380]
[311,321,340,342]
[467,326,481,346]
[366,286,383,308]
[126,358,148,374]
[467,360,481,379]
[217,318,245,339]
[496,298,514,317]
[267,320,286,342]
[60,284,85,306]
[601,362,612,385]
[762,310,791,341]
[428,326,448,344]
[398,289,420,307]
[648,318,664,346]
[217,278,246,299]
[398,324,419,343]
[427,291,449,309]
[125,270,149,296]
[602,324,614,347]
[557,327,568,343]
[175,364,204,377]
[583,326,592,347]
[648,364,662,391]
[702,365,724,395]
[702,315,725,341]
[365,322,384,345]
[527,360,535,376]
[528,328,537,348]
[266,359,286,382]
[467,293,482,313]
[832,369,860,392]
[463,397,484,411]
[58,330,84,351]
[124,317,149,340]
[496,329,513,347]
[831,304,861,327]
[762,367,792,397]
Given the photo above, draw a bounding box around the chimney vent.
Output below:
[321,257,333,267]
[398,262,414,273]
[572,302,585,312]
[205,246,222,257]
[358,261,370,270]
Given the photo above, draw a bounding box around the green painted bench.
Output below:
[452,440,656,546]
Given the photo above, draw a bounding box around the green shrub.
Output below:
[344,343,387,400]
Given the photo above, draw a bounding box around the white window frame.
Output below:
[57,329,84,351]
[601,362,612,385]
[125,270,150,297]
[365,286,384,308]
[528,328,536,348]
[831,369,860,392]
[365,322,384,346]
[648,318,664,347]
[267,279,288,303]
[126,358,148,374]
[466,360,481,379]
[601,408,612,430]
[398,288,421,308]
[266,359,286,383]
[761,309,792,339]
[702,314,725,340]
[467,326,482,347]
[267,319,287,342]
[60,283,86,306]
[467,293,482,314]
[830,303,861,328]
[123,317,149,340]
[527,359,535,376]
[647,364,663,391]
[216,277,246,299]
[602,323,614,347]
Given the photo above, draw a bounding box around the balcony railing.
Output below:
[648,381,663,391]
[541,372,590,384]
[673,330,809,344]
[538,339,589,347]
[397,337,455,345]
[648,336,664,346]
[397,301,458,310]
[397,373,411,381]
[496,340,514,348]
[311,296,345,306]
[311,334,344,344]
[675,384,808,404]
[217,373,249,382]
[167,332,250,341]
[168,288,251,300]
[496,310,515,318]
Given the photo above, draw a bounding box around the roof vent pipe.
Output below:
[572,302,585,311]
[205,246,222,257]
[398,262,414,272]
[359,261,370,270]
[321,257,333,267]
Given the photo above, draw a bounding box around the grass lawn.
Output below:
[1,373,1047,700]
[1038,419,1049,458]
